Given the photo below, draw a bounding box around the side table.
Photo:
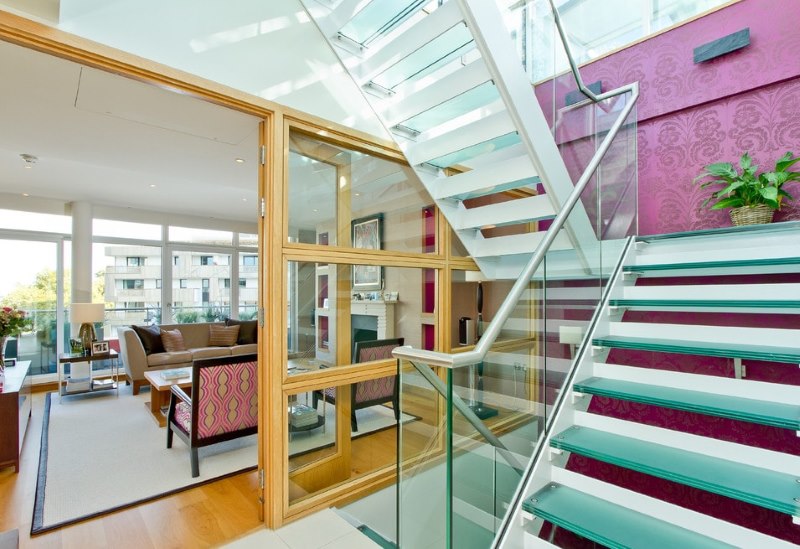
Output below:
[58,350,119,401]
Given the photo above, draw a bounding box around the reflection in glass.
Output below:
[288,131,431,254]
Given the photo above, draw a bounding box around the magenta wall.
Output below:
[559,0,800,235]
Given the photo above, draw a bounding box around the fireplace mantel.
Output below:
[351,301,396,339]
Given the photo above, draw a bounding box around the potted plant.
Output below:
[694,151,799,226]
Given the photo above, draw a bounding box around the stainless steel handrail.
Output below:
[393,82,639,369]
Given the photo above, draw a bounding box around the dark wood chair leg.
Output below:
[191,447,199,478]
[166,424,173,448]
[351,413,358,432]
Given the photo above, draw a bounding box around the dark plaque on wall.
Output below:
[694,28,750,63]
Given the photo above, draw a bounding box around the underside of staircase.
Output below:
[300,0,600,281]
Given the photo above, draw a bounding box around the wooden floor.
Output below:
[0,393,262,549]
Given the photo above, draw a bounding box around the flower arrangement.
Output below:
[0,306,33,338]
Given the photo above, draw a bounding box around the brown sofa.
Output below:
[118,321,257,395]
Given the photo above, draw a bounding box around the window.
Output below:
[200,255,214,266]
[173,256,180,266]
[156,279,162,289]
[242,255,257,266]
[180,279,188,289]
[124,301,145,309]
[222,278,231,288]
[239,278,247,288]
[126,256,144,267]
[122,279,144,289]
[202,278,210,288]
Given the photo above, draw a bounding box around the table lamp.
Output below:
[71,303,105,354]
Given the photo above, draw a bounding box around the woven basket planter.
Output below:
[729,204,774,226]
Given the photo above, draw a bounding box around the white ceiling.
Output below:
[0,39,261,225]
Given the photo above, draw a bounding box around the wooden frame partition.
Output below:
[277,119,457,525]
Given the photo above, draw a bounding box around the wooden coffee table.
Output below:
[143,368,192,427]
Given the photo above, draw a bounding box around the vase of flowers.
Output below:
[0,306,33,370]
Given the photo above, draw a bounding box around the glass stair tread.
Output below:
[609,298,800,309]
[371,24,474,91]
[428,132,520,168]
[623,256,800,273]
[400,81,499,134]
[550,426,800,515]
[522,483,735,549]
[339,0,426,47]
[592,335,800,364]
[574,377,800,430]
[637,221,800,242]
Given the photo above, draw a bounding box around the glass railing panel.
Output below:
[398,359,447,548]
[399,81,500,134]
[371,24,474,91]
[597,90,638,242]
[339,0,429,47]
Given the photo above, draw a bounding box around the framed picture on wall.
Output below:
[351,213,383,290]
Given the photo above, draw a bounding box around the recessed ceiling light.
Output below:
[312,208,319,212]
[24,165,32,169]
[22,193,29,197]
[354,192,361,197]
[242,198,248,202]
[234,158,245,164]
[149,184,157,188]
[20,153,37,167]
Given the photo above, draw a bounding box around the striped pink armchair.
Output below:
[166,354,258,477]
[313,337,403,432]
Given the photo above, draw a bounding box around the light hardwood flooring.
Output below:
[0,391,262,549]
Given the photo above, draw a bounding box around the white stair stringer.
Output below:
[299,0,599,279]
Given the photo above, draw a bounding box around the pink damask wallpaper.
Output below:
[545,0,800,235]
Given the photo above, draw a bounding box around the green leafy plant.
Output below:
[695,151,799,210]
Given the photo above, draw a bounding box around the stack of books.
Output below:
[289,404,319,428]
[161,369,189,380]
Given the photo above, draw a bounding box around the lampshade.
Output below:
[71,303,105,323]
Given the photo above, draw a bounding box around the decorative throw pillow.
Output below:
[208,324,239,347]
[131,324,165,355]
[160,328,187,352]
[225,318,258,344]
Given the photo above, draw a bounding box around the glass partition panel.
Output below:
[288,131,432,254]
[397,359,445,548]
[519,0,730,83]
[286,369,407,509]
[286,261,427,368]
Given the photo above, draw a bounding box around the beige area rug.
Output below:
[288,400,417,458]
[32,385,256,534]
